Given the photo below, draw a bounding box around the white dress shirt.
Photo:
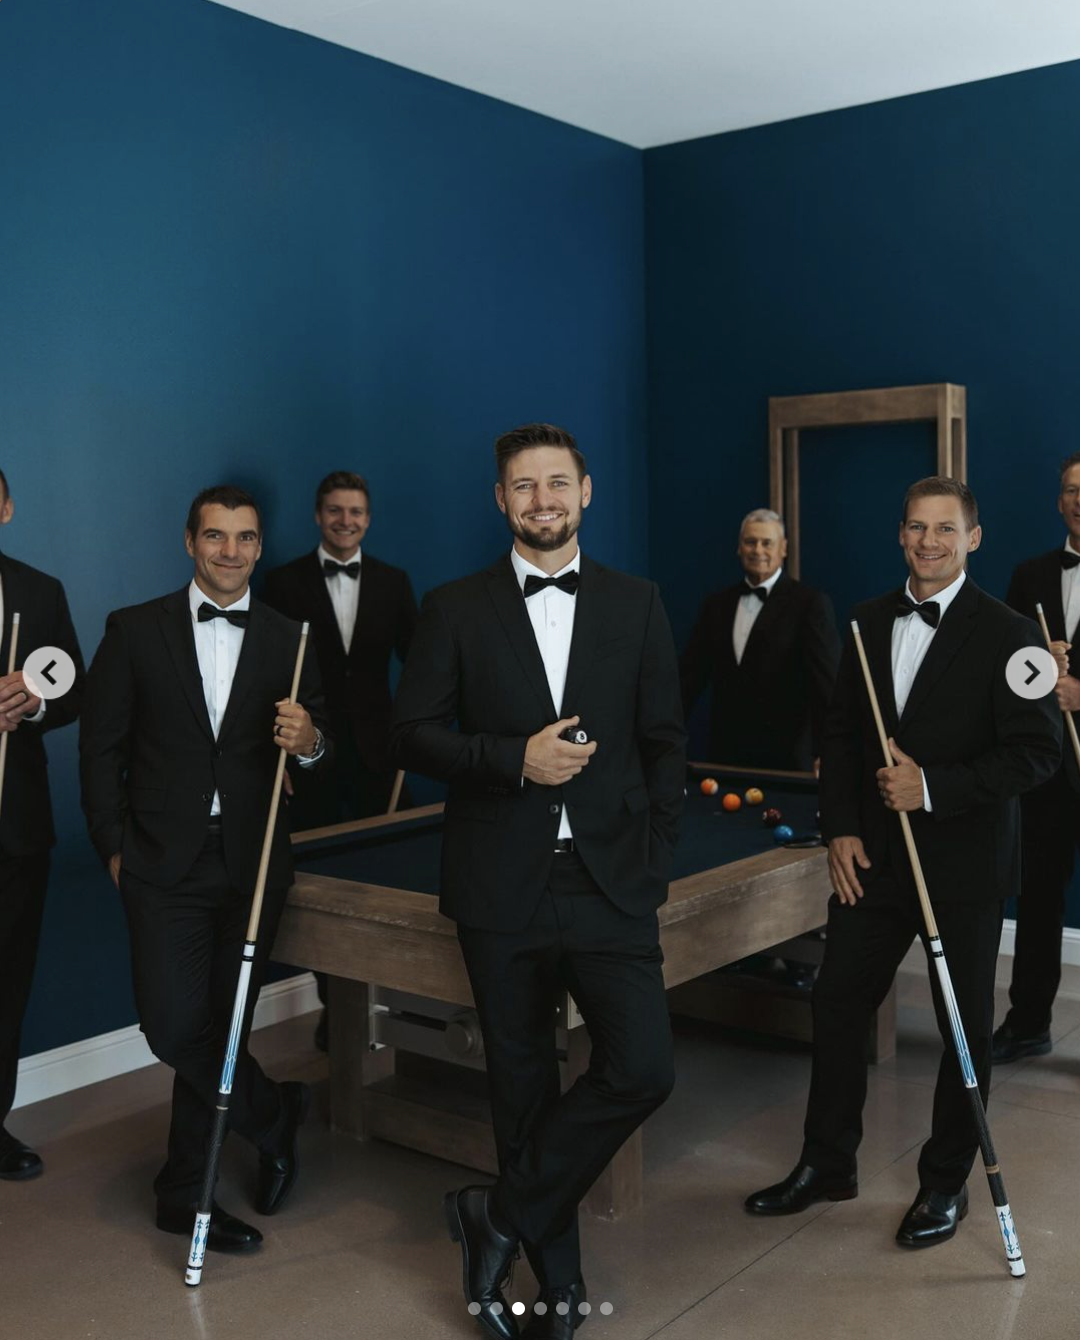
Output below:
[1063,539,1080,644]
[891,569,967,812]
[733,566,783,665]
[319,543,361,654]
[190,581,250,816]
[0,563,46,725]
[511,546,580,841]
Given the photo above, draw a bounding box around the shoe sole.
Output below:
[746,1185,858,1215]
[444,1192,511,1340]
[993,1042,1052,1064]
[257,1083,311,1216]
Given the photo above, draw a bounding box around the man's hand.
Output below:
[108,853,122,889]
[523,716,597,787]
[1054,674,1080,713]
[0,671,42,729]
[876,738,924,812]
[1049,639,1071,679]
[274,701,318,756]
[812,756,821,779]
[828,835,871,906]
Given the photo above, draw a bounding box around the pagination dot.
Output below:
[600,1301,614,1315]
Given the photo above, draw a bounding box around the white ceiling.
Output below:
[206,0,1080,149]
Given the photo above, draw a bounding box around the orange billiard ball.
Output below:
[722,792,742,812]
[744,787,764,806]
[700,777,719,796]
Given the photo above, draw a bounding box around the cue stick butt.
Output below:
[1034,603,1080,772]
[387,769,405,815]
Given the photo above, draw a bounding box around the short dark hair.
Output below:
[315,471,370,510]
[902,476,979,531]
[0,468,8,500]
[185,485,262,538]
[494,423,586,482]
[1060,452,1080,486]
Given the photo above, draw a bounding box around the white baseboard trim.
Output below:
[13,972,320,1112]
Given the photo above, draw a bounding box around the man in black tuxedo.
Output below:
[262,470,417,826]
[679,509,840,772]
[992,450,1080,1063]
[80,486,329,1253]
[746,478,1061,1249]
[0,468,85,1180]
[391,424,685,1339]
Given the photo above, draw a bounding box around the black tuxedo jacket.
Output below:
[820,578,1061,905]
[262,550,416,774]
[679,572,840,769]
[0,553,85,856]
[79,588,329,892]
[1005,547,1080,792]
[390,554,687,932]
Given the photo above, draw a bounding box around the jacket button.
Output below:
[202,792,212,803]
[215,746,223,757]
[548,803,560,816]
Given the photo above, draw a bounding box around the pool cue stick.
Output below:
[1035,602,1080,774]
[387,768,405,815]
[0,612,21,822]
[185,621,310,1287]
[850,620,1026,1277]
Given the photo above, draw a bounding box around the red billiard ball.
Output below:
[762,808,782,828]
[744,787,764,806]
[722,792,742,812]
[700,777,719,796]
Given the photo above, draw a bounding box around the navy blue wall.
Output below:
[645,61,1080,923]
[1,0,647,1055]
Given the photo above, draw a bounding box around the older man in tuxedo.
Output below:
[746,478,1060,1250]
[80,486,329,1253]
[992,450,1080,1062]
[392,424,685,1339]
[0,468,85,1180]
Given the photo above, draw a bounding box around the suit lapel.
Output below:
[562,557,605,711]
[1038,551,1068,643]
[218,599,269,742]
[158,589,215,740]
[304,551,347,659]
[485,555,557,719]
[860,594,900,738]
[740,573,792,669]
[899,578,980,728]
[350,553,377,660]
[0,553,20,671]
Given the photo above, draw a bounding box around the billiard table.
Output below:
[273,765,891,1218]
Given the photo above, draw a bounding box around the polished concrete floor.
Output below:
[5,961,1079,1340]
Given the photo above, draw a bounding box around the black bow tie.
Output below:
[197,601,249,628]
[523,571,580,598]
[744,584,768,603]
[1062,550,1080,571]
[323,559,360,579]
[895,594,940,629]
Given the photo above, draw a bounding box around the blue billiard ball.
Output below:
[773,824,794,843]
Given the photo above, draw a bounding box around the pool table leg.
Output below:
[326,975,394,1139]
[564,1024,643,1221]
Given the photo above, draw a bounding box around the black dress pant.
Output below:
[0,851,50,1126]
[119,827,288,1207]
[1004,769,1080,1036]
[457,853,675,1288]
[802,876,1003,1194]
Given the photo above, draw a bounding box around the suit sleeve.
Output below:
[638,584,687,861]
[805,591,841,758]
[390,591,528,786]
[818,630,865,840]
[288,638,332,779]
[923,616,1062,817]
[30,580,85,736]
[678,596,714,717]
[78,611,134,866]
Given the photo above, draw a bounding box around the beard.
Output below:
[506,507,581,553]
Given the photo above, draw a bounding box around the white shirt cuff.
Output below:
[921,768,932,813]
[26,701,46,724]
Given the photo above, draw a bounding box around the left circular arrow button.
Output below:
[22,646,77,701]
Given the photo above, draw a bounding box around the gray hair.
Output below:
[740,508,785,536]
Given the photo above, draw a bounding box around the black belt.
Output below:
[207,817,223,833]
[553,838,575,854]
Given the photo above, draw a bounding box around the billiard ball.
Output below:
[700,777,719,796]
[722,792,742,812]
[762,808,782,828]
[744,787,764,806]
[773,824,794,843]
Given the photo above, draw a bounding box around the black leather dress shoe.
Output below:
[444,1185,521,1340]
[0,1129,43,1181]
[522,1277,587,1339]
[255,1080,310,1215]
[156,1201,263,1253]
[745,1162,857,1215]
[992,1021,1051,1064]
[896,1185,969,1248]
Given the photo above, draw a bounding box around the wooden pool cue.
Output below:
[1035,602,1080,775]
[185,621,310,1286]
[387,768,405,815]
[0,612,21,822]
[850,619,1025,1277]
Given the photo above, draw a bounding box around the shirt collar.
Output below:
[189,579,251,616]
[744,566,784,597]
[903,568,966,618]
[1064,538,1080,560]
[510,546,581,594]
[318,543,362,570]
